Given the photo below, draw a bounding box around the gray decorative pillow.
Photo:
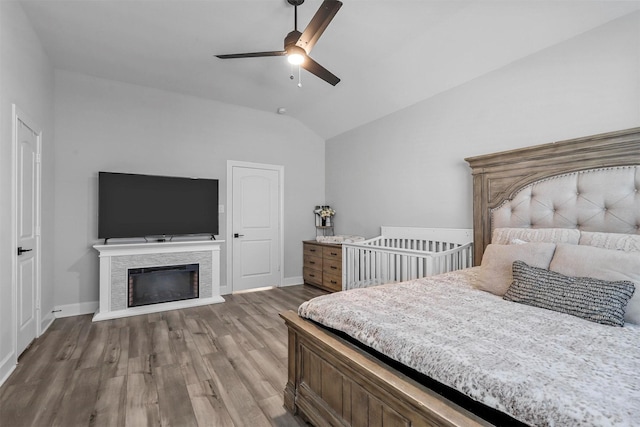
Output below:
[504,261,635,327]
[549,244,640,324]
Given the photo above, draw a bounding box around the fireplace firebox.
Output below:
[128,263,199,308]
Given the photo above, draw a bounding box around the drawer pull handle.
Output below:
[309,274,315,277]
[330,252,338,256]
[330,266,337,269]
[331,280,337,284]
[309,261,315,264]
[310,249,316,252]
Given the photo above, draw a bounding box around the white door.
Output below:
[14,108,41,356]
[231,164,282,292]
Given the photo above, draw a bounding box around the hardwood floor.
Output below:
[0,285,326,427]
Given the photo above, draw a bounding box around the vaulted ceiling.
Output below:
[18,0,640,139]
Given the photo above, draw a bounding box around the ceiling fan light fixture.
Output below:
[287,53,305,65]
[287,46,306,65]
[215,0,342,86]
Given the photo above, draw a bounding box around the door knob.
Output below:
[234,233,245,238]
[17,246,33,256]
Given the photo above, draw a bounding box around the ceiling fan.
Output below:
[216,0,342,86]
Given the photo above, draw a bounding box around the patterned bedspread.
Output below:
[298,268,640,427]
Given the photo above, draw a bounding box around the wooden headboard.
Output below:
[465,127,640,265]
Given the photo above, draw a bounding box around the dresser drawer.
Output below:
[303,255,322,270]
[323,272,342,292]
[303,267,322,286]
[323,246,341,261]
[324,257,342,275]
[304,244,322,258]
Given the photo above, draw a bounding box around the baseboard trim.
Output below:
[53,301,99,318]
[40,311,55,333]
[0,351,17,389]
[0,311,56,389]
[222,276,304,292]
[282,276,303,287]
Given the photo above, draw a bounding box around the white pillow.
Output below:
[550,244,640,324]
[578,231,640,252]
[476,243,557,296]
[492,227,580,245]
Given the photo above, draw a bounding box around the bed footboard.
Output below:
[280,310,490,427]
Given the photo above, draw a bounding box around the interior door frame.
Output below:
[226,160,284,294]
[11,104,42,355]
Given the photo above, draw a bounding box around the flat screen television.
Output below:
[98,172,219,240]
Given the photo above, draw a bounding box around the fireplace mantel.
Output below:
[93,240,225,321]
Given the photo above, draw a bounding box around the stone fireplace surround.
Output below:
[93,240,225,321]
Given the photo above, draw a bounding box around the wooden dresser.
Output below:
[302,241,342,292]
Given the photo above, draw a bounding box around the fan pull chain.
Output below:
[298,65,302,88]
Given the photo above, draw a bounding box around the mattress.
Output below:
[298,268,640,427]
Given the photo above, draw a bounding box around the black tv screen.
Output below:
[98,172,219,239]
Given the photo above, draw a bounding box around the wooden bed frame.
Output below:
[281,127,640,427]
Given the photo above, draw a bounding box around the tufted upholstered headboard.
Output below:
[492,166,640,233]
[465,127,640,265]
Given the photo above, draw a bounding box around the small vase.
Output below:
[321,218,327,226]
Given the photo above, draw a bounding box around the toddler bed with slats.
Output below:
[342,226,473,290]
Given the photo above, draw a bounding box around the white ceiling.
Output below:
[18,0,640,139]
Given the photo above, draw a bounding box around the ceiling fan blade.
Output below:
[301,56,340,86]
[216,51,286,59]
[296,0,342,54]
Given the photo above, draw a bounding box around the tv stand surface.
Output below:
[102,235,219,245]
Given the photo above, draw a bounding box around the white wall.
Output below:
[326,12,640,239]
[0,1,55,383]
[53,71,325,311]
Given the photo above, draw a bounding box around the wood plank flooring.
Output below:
[0,285,326,427]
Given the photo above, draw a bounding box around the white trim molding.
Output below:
[0,354,16,389]
[40,311,55,331]
[53,301,99,318]
[283,276,304,287]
